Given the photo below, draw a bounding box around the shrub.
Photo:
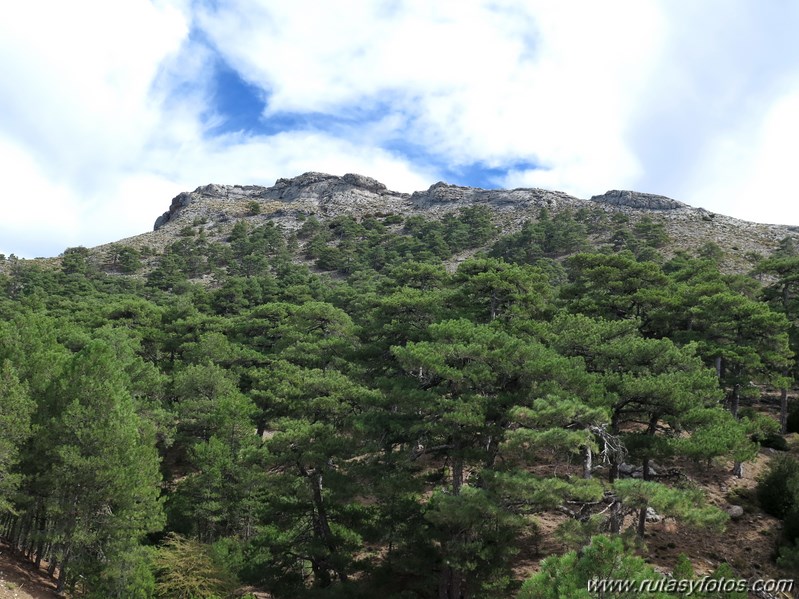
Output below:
[117,246,142,274]
[777,539,799,574]
[752,432,789,451]
[382,213,404,225]
[787,400,799,434]
[756,456,799,519]
[154,533,238,599]
[784,509,799,543]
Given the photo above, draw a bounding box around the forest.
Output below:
[1,204,798,598]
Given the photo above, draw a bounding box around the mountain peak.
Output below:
[154,172,399,230]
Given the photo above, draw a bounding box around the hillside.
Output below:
[1,173,799,598]
[84,172,798,276]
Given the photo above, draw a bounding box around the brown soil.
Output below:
[512,432,799,597]
[0,542,58,599]
[642,450,784,578]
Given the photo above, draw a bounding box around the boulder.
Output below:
[726,505,745,519]
[646,507,662,522]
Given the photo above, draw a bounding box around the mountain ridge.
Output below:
[110,171,795,277]
[153,172,693,232]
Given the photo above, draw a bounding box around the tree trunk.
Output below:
[484,435,499,469]
[452,455,464,495]
[730,384,743,477]
[642,414,658,482]
[635,415,659,539]
[1,514,11,538]
[310,558,331,588]
[309,469,348,584]
[16,513,31,557]
[47,546,59,577]
[10,517,22,554]
[637,503,648,539]
[609,413,621,483]
[609,500,622,534]
[438,449,467,598]
[609,461,619,483]
[730,383,740,418]
[780,385,788,434]
[55,544,72,594]
[583,444,592,480]
[34,534,45,570]
[439,565,464,599]
[25,531,35,561]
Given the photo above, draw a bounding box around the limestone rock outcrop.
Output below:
[590,190,688,211]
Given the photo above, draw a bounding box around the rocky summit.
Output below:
[136,172,799,275]
[152,171,583,231]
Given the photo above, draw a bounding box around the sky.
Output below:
[2,1,799,258]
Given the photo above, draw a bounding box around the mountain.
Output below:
[2,173,799,597]
[86,171,797,277]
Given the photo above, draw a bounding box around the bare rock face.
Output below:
[154,191,194,230]
[591,190,688,211]
[154,184,267,230]
[153,173,405,230]
[260,172,407,216]
[341,173,388,193]
[154,172,606,231]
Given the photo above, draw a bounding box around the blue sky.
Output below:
[2,0,799,257]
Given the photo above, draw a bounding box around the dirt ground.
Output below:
[511,431,799,597]
[0,542,58,599]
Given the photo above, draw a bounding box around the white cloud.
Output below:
[0,0,436,256]
[3,0,799,257]
[0,0,191,255]
[196,0,665,181]
[626,1,799,220]
[0,139,82,257]
[0,0,187,188]
[685,87,799,225]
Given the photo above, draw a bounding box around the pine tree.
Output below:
[393,319,603,597]
[517,534,679,599]
[0,361,34,514]
[38,341,165,592]
[757,254,799,431]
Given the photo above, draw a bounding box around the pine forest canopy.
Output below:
[1,172,799,598]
